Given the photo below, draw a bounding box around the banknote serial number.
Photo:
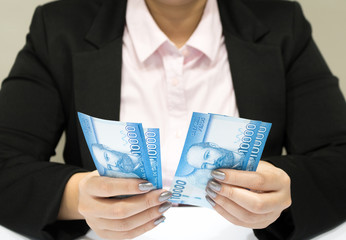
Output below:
[191,117,206,136]
[82,119,92,133]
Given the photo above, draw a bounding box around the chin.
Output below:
[148,0,202,7]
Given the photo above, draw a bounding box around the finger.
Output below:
[206,195,280,229]
[211,167,286,191]
[206,187,271,224]
[208,181,287,214]
[95,215,166,240]
[88,190,172,219]
[93,202,172,231]
[85,176,155,197]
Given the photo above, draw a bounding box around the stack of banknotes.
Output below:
[78,112,271,207]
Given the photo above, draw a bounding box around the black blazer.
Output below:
[0,0,345,239]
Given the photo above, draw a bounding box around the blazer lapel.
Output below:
[73,0,127,121]
[73,39,123,121]
[218,0,286,154]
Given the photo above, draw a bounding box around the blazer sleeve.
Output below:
[254,3,346,240]
[0,7,89,240]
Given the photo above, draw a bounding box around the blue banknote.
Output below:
[245,122,272,171]
[144,128,162,189]
[78,112,155,184]
[169,112,271,207]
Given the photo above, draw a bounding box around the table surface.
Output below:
[1,207,346,240]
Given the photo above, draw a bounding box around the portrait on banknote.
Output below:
[91,143,142,178]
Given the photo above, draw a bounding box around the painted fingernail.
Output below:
[159,191,172,202]
[211,170,226,180]
[206,187,217,199]
[205,195,216,207]
[159,202,173,213]
[138,182,155,192]
[208,180,222,192]
[154,216,166,226]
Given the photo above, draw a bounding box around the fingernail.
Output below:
[159,202,173,213]
[205,195,216,207]
[138,182,155,192]
[206,187,217,199]
[208,180,222,192]
[154,216,166,226]
[211,170,225,180]
[158,191,172,202]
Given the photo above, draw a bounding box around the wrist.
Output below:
[58,172,89,220]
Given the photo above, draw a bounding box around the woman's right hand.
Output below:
[60,171,172,240]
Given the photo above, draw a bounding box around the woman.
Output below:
[0,0,345,239]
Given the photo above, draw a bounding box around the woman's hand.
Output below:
[59,171,172,240]
[205,161,291,229]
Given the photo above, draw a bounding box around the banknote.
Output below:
[144,128,162,189]
[209,114,271,171]
[78,112,155,184]
[78,111,270,204]
[169,112,271,207]
[245,122,272,171]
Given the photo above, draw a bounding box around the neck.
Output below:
[145,0,207,48]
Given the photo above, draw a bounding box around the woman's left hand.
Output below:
[205,161,292,229]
